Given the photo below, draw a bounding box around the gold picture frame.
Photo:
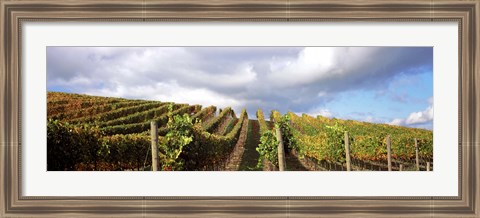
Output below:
[1,0,479,217]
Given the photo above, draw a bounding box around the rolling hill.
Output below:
[47,92,433,171]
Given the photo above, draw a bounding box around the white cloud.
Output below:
[388,118,405,126]
[405,106,433,125]
[267,47,336,87]
[388,103,433,129]
[85,81,242,112]
[194,64,257,89]
[317,91,328,97]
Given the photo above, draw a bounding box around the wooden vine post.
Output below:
[415,138,420,171]
[276,127,286,171]
[151,121,159,171]
[426,162,431,171]
[386,135,392,171]
[344,131,351,171]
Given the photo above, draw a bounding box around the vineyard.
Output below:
[47,92,433,171]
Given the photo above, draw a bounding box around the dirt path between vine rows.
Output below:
[285,152,309,171]
[224,119,250,171]
[224,119,262,171]
[224,119,310,171]
[238,120,261,171]
[214,116,234,135]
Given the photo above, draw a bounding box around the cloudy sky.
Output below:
[47,47,433,129]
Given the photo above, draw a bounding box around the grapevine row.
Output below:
[101,105,198,135]
[217,117,237,136]
[48,93,130,117]
[191,106,217,123]
[48,118,154,171]
[202,107,233,133]
[99,103,172,127]
[52,100,154,121]
[288,112,433,164]
[181,109,248,170]
[256,109,269,133]
[70,102,165,124]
